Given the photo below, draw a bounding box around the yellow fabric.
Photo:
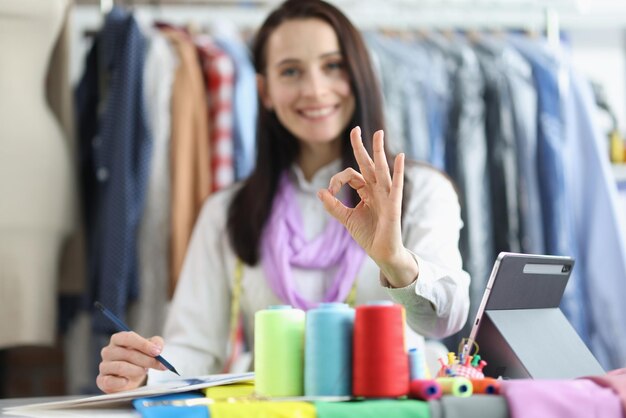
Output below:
[209,401,316,418]
[222,259,245,372]
[203,381,255,399]
[345,282,357,308]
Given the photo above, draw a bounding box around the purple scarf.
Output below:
[261,173,366,310]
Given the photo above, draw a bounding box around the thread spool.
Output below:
[305,303,354,396]
[254,305,305,397]
[409,348,426,381]
[353,302,409,398]
[409,379,442,401]
[470,378,500,394]
[408,348,426,380]
[436,377,473,397]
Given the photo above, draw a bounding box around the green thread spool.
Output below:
[254,305,305,397]
[435,377,473,397]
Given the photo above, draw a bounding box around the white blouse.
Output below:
[149,160,470,382]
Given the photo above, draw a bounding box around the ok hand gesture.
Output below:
[317,127,418,288]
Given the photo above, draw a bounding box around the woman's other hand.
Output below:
[318,126,418,288]
[96,332,167,393]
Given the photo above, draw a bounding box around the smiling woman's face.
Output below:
[258,18,355,150]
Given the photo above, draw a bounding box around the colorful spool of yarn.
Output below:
[352,301,409,398]
[305,303,355,396]
[254,305,305,397]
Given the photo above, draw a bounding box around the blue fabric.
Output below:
[426,34,494,350]
[419,41,450,171]
[214,37,257,180]
[508,36,586,341]
[508,37,568,255]
[481,36,544,255]
[364,33,430,161]
[563,67,626,369]
[75,34,99,313]
[133,393,209,418]
[76,7,152,333]
[474,39,522,254]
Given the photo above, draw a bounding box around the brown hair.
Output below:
[227,0,390,265]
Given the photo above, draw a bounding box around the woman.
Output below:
[97,0,470,394]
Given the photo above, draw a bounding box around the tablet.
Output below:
[466,252,604,379]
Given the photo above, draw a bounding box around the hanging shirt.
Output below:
[148,160,470,381]
[508,37,572,259]
[473,39,522,254]
[480,36,544,255]
[132,27,178,337]
[509,35,585,343]
[76,7,152,332]
[426,33,494,350]
[563,65,626,369]
[195,35,236,192]
[418,39,450,171]
[213,22,258,181]
[364,32,430,160]
[159,27,211,296]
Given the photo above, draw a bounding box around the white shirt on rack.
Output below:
[149,159,470,382]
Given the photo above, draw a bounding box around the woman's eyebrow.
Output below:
[275,51,342,67]
[275,58,301,67]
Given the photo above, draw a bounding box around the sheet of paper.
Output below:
[4,373,254,411]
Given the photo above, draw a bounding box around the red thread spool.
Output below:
[352,302,409,397]
[470,378,500,394]
[409,379,442,401]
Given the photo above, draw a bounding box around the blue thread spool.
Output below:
[408,348,426,380]
[305,302,355,396]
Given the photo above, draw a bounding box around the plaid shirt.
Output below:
[195,35,235,192]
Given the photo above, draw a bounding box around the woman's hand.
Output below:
[96,332,167,393]
[317,126,418,288]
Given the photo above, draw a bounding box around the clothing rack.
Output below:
[85,0,574,38]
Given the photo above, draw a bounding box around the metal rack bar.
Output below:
[82,0,626,33]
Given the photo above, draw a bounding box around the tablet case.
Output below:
[473,253,605,379]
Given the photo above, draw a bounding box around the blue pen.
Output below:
[94,301,180,376]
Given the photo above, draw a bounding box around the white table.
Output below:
[0,397,140,418]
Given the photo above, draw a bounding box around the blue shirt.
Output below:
[509,36,586,342]
[215,36,257,180]
[76,7,152,333]
[563,65,626,369]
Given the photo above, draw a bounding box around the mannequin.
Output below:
[0,0,75,347]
